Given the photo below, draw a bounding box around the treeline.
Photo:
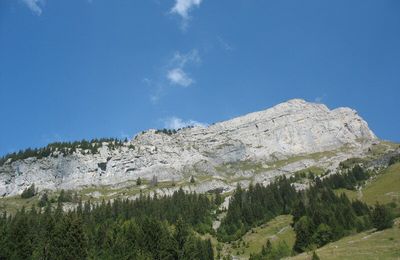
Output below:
[319,165,369,190]
[218,166,394,253]
[155,129,178,135]
[292,180,371,252]
[155,126,195,135]
[292,177,394,252]
[0,138,126,166]
[217,177,297,241]
[0,188,215,259]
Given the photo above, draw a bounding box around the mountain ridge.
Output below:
[0,99,383,197]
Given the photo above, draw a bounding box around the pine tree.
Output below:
[312,223,333,247]
[38,193,49,207]
[21,184,36,199]
[175,216,189,258]
[48,214,87,260]
[293,216,313,252]
[372,203,393,230]
[261,239,272,256]
[151,175,158,187]
[215,192,223,205]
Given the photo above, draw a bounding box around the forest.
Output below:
[218,165,394,254]
[0,189,214,259]
[0,165,395,259]
[0,138,127,166]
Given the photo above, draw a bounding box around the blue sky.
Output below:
[0,0,399,156]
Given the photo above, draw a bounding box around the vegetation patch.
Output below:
[335,162,400,206]
[0,138,126,166]
[288,218,400,260]
[0,189,216,259]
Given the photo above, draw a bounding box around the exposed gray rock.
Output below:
[0,99,378,197]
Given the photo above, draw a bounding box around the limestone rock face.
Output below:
[0,99,377,196]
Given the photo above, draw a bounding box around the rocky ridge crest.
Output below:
[0,99,378,197]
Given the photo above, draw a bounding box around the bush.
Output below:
[389,154,400,166]
[38,193,49,207]
[372,203,394,230]
[58,189,73,203]
[21,184,36,199]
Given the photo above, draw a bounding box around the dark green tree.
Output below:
[21,184,36,199]
[372,203,393,230]
[293,216,313,252]
[38,193,49,207]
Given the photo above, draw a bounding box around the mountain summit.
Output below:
[0,99,379,197]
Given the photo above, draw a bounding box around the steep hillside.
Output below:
[0,99,383,197]
[287,218,400,260]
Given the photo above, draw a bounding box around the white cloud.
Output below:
[163,116,207,129]
[146,49,201,103]
[166,49,200,87]
[171,49,201,67]
[167,68,193,87]
[171,0,202,19]
[170,0,202,29]
[22,0,44,15]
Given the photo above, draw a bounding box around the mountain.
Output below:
[0,99,384,197]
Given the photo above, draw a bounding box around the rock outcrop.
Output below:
[0,99,378,197]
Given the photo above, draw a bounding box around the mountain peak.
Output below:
[0,99,379,197]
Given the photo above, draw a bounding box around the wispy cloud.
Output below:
[22,0,44,15]
[170,0,202,29]
[170,49,201,68]
[167,68,193,87]
[166,49,200,87]
[41,133,64,145]
[162,116,207,129]
[217,36,235,52]
[314,94,327,103]
[146,49,201,103]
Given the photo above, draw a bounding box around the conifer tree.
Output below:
[293,216,313,252]
[38,193,49,207]
[372,203,393,230]
[21,184,36,199]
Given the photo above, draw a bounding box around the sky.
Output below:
[0,0,399,156]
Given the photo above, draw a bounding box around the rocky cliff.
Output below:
[0,99,379,197]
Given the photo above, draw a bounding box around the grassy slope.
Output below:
[237,215,295,258]
[336,162,400,205]
[1,142,398,258]
[0,178,199,214]
[294,162,400,260]
[362,163,400,205]
[287,218,400,260]
[202,215,295,259]
[0,196,41,214]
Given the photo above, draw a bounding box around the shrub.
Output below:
[21,184,36,199]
